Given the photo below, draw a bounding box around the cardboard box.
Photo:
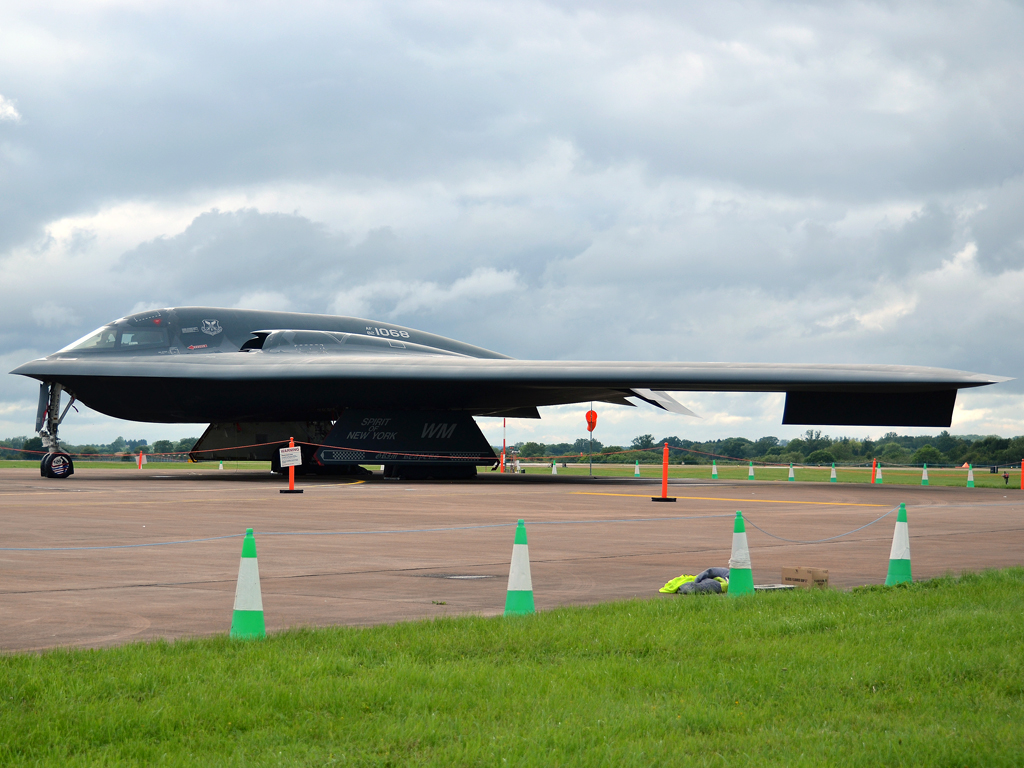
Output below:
[781,567,829,590]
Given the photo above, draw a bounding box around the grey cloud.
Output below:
[3,1,1024,246]
[120,209,349,302]
[971,177,1024,273]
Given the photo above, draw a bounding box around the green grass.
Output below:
[0,460,272,471]
[525,463,1022,488]
[2,569,1023,766]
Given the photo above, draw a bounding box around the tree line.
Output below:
[508,430,1024,467]
[4,428,1024,468]
[0,436,198,461]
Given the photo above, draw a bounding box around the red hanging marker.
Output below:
[585,410,597,432]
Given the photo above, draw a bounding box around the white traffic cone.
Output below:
[728,511,754,596]
[504,520,535,615]
[830,463,837,483]
[967,464,975,488]
[788,464,795,482]
[921,463,929,486]
[884,503,912,586]
[634,460,640,477]
[712,460,718,480]
[551,459,557,475]
[230,528,265,639]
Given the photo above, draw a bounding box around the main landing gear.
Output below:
[37,382,76,479]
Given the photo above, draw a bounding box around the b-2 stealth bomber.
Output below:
[11,307,1008,478]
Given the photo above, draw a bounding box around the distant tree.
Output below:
[633,450,661,464]
[518,441,546,457]
[80,445,100,455]
[173,438,197,453]
[830,440,851,461]
[934,430,957,454]
[631,434,655,450]
[110,436,127,452]
[152,440,175,455]
[773,451,805,465]
[23,437,43,454]
[573,437,602,454]
[911,445,944,466]
[752,436,780,455]
[717,437,755,460]
[786,438,807,456]
[806,449,836,465]
[657,436,686,448]
[601,446,624,454]
[881,443,910,463]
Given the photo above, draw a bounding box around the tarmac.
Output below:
[1,467,1022,653]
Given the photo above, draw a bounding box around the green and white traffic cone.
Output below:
[884,503,912,586]
[634,460,640,477]
[875,463,884,485]
[967,464,975,488]
[728,511,754,596]
[921,463,929,486]
[551,459,557,475]
[230,528,265,639]
[504,520,535,615]
[788,463,795,481]
[830,463,837,483]
[712,460,718,480]
[747,461,755,480]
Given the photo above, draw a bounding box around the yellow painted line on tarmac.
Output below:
[572,492,887,507]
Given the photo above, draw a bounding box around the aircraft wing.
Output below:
[12,352,1009,427]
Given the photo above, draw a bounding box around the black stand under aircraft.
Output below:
[11,307,1008,478]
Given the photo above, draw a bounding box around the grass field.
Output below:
[526,462,1023,488]
[2,569,1022,766]
[0,460,272,471]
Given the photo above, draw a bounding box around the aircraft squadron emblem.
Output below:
[201,320,223,336]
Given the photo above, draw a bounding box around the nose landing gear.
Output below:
[37,382,76,478]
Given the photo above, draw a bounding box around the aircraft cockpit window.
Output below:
[58,327,119,353]
[119,329,168,348]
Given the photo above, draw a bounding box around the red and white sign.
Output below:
[279,446,302,468]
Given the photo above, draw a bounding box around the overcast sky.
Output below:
[2,0,1023,448]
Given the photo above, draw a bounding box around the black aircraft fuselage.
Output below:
[17,308,512,423]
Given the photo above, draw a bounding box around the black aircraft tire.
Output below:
[41,452,74,479]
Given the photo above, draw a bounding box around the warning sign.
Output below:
[279,446,302,468]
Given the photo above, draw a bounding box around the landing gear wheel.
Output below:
[41,452,74,478]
